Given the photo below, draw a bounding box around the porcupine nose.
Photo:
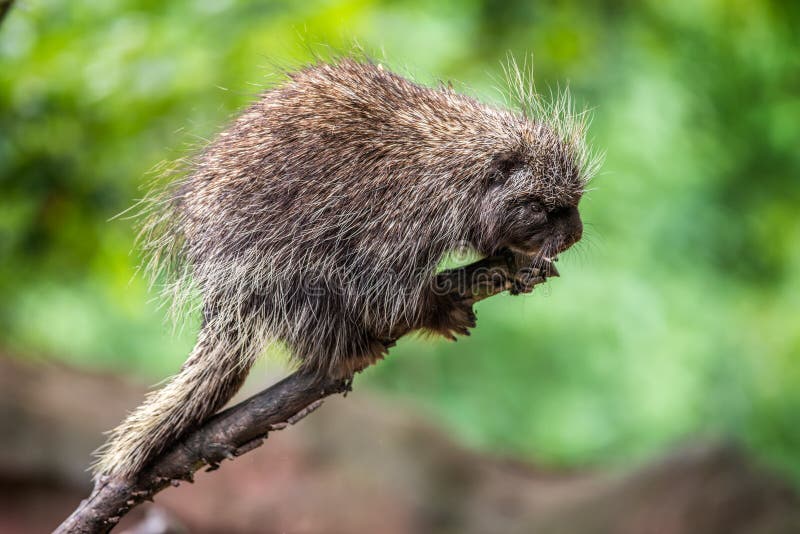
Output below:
[553,206,583,249]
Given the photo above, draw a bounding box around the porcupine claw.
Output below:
[541,256,560,278]
[510,252,559,294]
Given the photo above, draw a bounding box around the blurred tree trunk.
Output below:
[0,1,15,28]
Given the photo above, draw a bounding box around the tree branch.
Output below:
[54,253,555,534]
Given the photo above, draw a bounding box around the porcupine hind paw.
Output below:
[332,336,397,378]
[425,291,477,341]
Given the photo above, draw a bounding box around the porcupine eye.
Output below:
[513,198,546,228]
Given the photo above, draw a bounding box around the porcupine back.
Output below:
[145,59,525,373]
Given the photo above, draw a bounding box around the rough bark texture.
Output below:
[54,254,547,533]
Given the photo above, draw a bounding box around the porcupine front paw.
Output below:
[426,291,477,341]
[501,248,557,296]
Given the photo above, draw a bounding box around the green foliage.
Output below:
[1,0,798,478]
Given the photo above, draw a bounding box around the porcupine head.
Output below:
[93,57,600,480]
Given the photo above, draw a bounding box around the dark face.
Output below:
[500,200,583,257]
[477,147,585,262]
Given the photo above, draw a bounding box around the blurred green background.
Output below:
[1,0,798,481]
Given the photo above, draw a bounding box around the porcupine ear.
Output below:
[487,152,523,188]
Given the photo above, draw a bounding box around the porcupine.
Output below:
[94,58,598,479]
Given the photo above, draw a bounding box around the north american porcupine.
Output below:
[94,58,598,479]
